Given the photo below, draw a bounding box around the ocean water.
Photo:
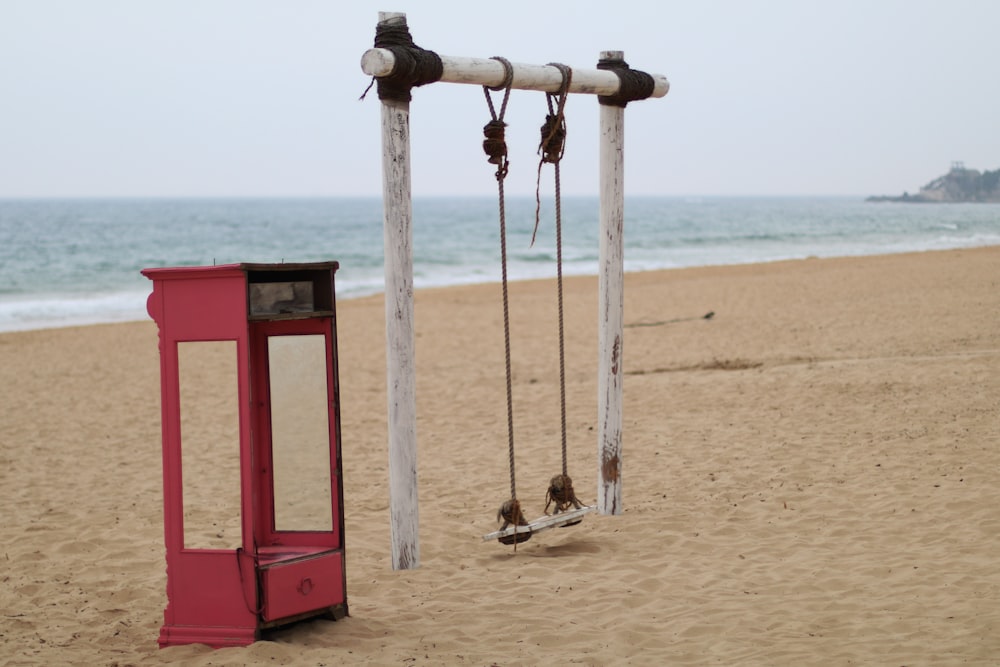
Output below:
[0,196,997,333]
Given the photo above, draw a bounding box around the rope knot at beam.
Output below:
[596,56,655,107]
[371,18,443,102]
[482,57,513,181]
[538,63,572,165]
[532,63,572,246]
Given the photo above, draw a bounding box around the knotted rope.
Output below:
[529,64,573,492]
[525,65,582,518]
[532,63,572,247]
[482,57,513,181]
[482,58,529,547]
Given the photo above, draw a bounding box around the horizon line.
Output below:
[0,193,873,201]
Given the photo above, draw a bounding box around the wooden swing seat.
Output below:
[482,505,596,543]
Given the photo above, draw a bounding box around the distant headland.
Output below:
[867,162,1000,203]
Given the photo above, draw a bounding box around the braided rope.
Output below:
[498,174,517,500]
[537,64,572,477]
[482,60,517,501]
[555,158,568,477]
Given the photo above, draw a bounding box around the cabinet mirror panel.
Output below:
[268,334,333,532]
[178,340,242,549]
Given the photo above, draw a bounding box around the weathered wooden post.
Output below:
[375,11,422,571]
[362,12,668,557]
[597,50,627,516]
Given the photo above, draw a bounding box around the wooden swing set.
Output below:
[361,11,669,569]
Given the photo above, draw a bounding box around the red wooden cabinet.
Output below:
[142,262,347,648]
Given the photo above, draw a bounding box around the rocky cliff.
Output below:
[867,165,1000,203]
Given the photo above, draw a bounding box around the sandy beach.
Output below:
[1,246,998,666]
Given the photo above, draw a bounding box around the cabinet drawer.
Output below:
[260,551,344,622]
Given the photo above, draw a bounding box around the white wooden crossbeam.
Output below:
[360,49,670,98]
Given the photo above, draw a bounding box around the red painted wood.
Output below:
[143,263,346,649]
[259,551,344,622]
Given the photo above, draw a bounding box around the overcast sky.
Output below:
[2,1,998,198]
